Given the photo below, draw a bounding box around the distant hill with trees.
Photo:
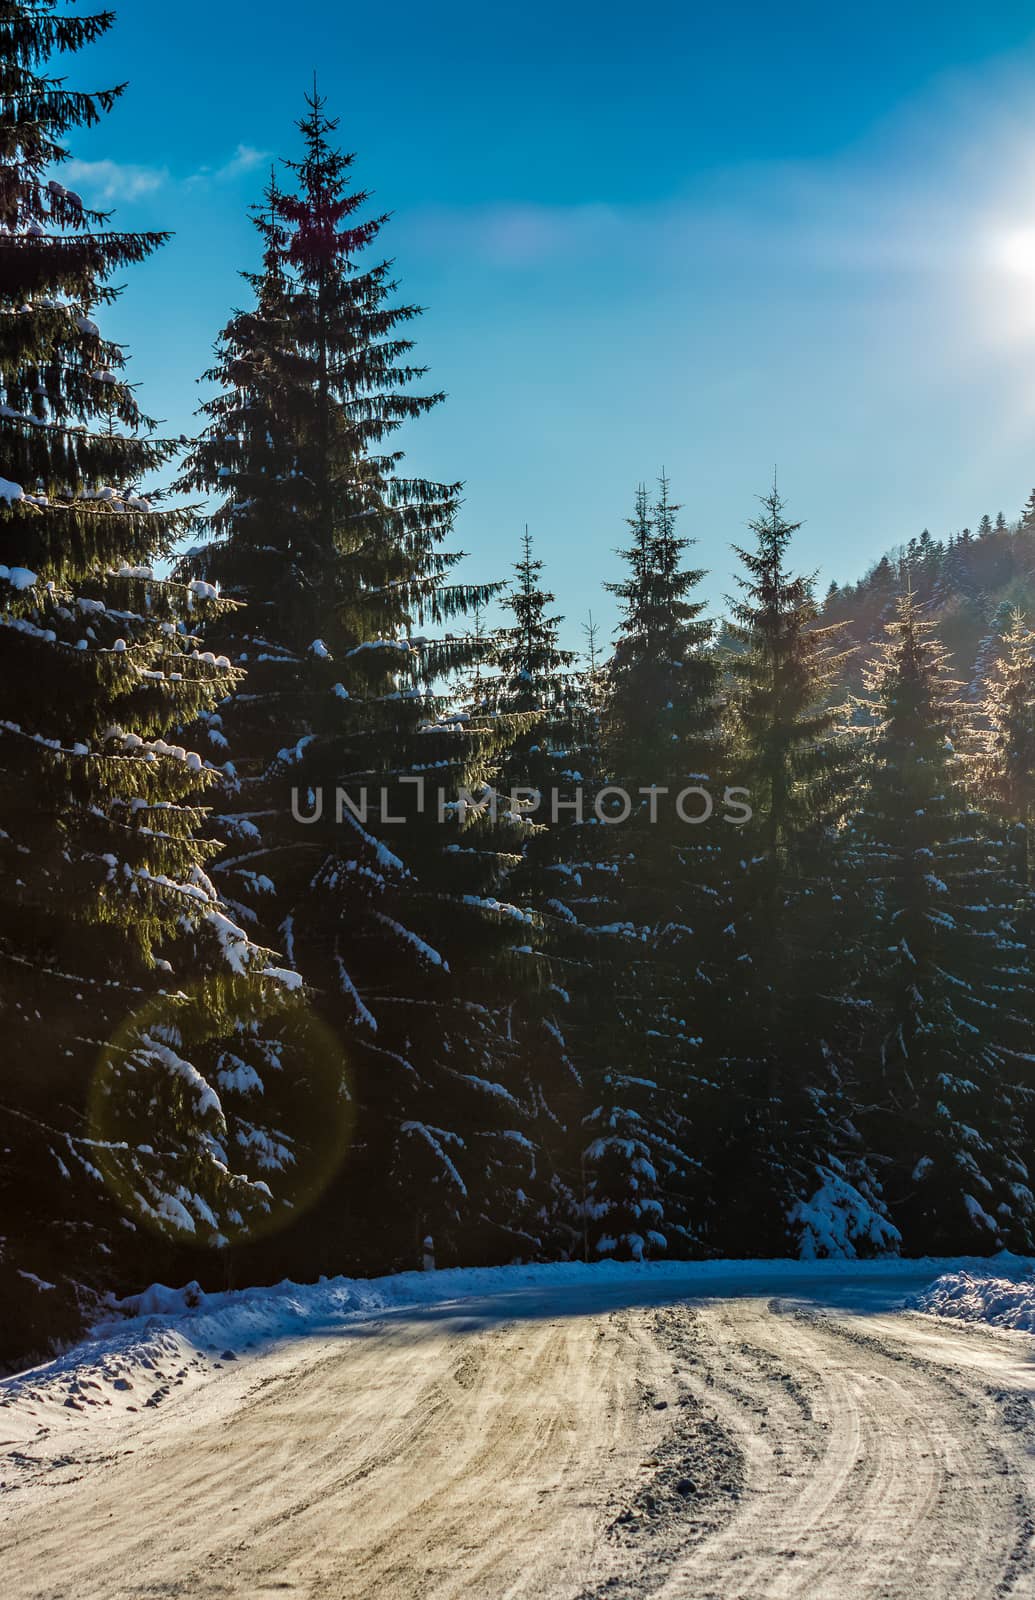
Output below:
[819,499,1035,696]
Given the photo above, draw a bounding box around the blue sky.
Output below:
[60,0,1035,647]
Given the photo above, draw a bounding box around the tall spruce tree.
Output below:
[479,530,590,1254]
[177,92,544,1275]
[562,477,722,1259]
[719,486,894,1257]
[848,592,1035,1252]
[0,0,302,1359]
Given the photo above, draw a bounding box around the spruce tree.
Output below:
[971,608,1035,885]
[848,592,1035,1253]
[725,487,850,864]
[490,527,577,800]
[604,477,716,791]
[482,531,594,1254]
[719,486,893,1257]
[573,611,606,773]
[969,599,1014,701]
[568,476,722,1259]
[0,0,299,1356]
[177,92,542,1274]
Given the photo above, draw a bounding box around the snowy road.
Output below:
[4,1268,1035,1598]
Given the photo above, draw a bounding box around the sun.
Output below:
[990,225,1035,280]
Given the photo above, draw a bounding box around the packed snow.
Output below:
[5,1254,1034,1459]
[5,1255,1035,1599]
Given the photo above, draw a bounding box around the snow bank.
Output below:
[912,1267,1035,1331]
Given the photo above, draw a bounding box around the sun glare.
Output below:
[972,217,1035,362]
[990,224,1035,279]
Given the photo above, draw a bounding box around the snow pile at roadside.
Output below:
[0,1268,446,1451]
[913,1267,1035,1332]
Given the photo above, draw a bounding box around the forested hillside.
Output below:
[5,1,1035,1371]
[821,507,1035,694]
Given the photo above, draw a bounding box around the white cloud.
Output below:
[61,158,167,202]
[213,142,270,181]
[53,144,270,204]
[399,62,1035,291]
[188,144,271,186]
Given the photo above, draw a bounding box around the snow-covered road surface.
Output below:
[4,1264,1035,1598]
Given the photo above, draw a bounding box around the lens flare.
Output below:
[88,977,353,1249]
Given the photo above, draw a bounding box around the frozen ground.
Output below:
[3,1256,1035,1598]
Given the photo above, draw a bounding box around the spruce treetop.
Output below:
[725,483,854,854]
[604,473,718,792]
[495,527,576,715]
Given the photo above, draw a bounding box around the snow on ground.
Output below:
[6,1256,1035,1598]
[3,1253,1033,1462]
[913,1265,1035,1331]
[4,1248,1030,1452]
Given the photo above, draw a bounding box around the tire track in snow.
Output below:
[648,1297,1035,1600]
